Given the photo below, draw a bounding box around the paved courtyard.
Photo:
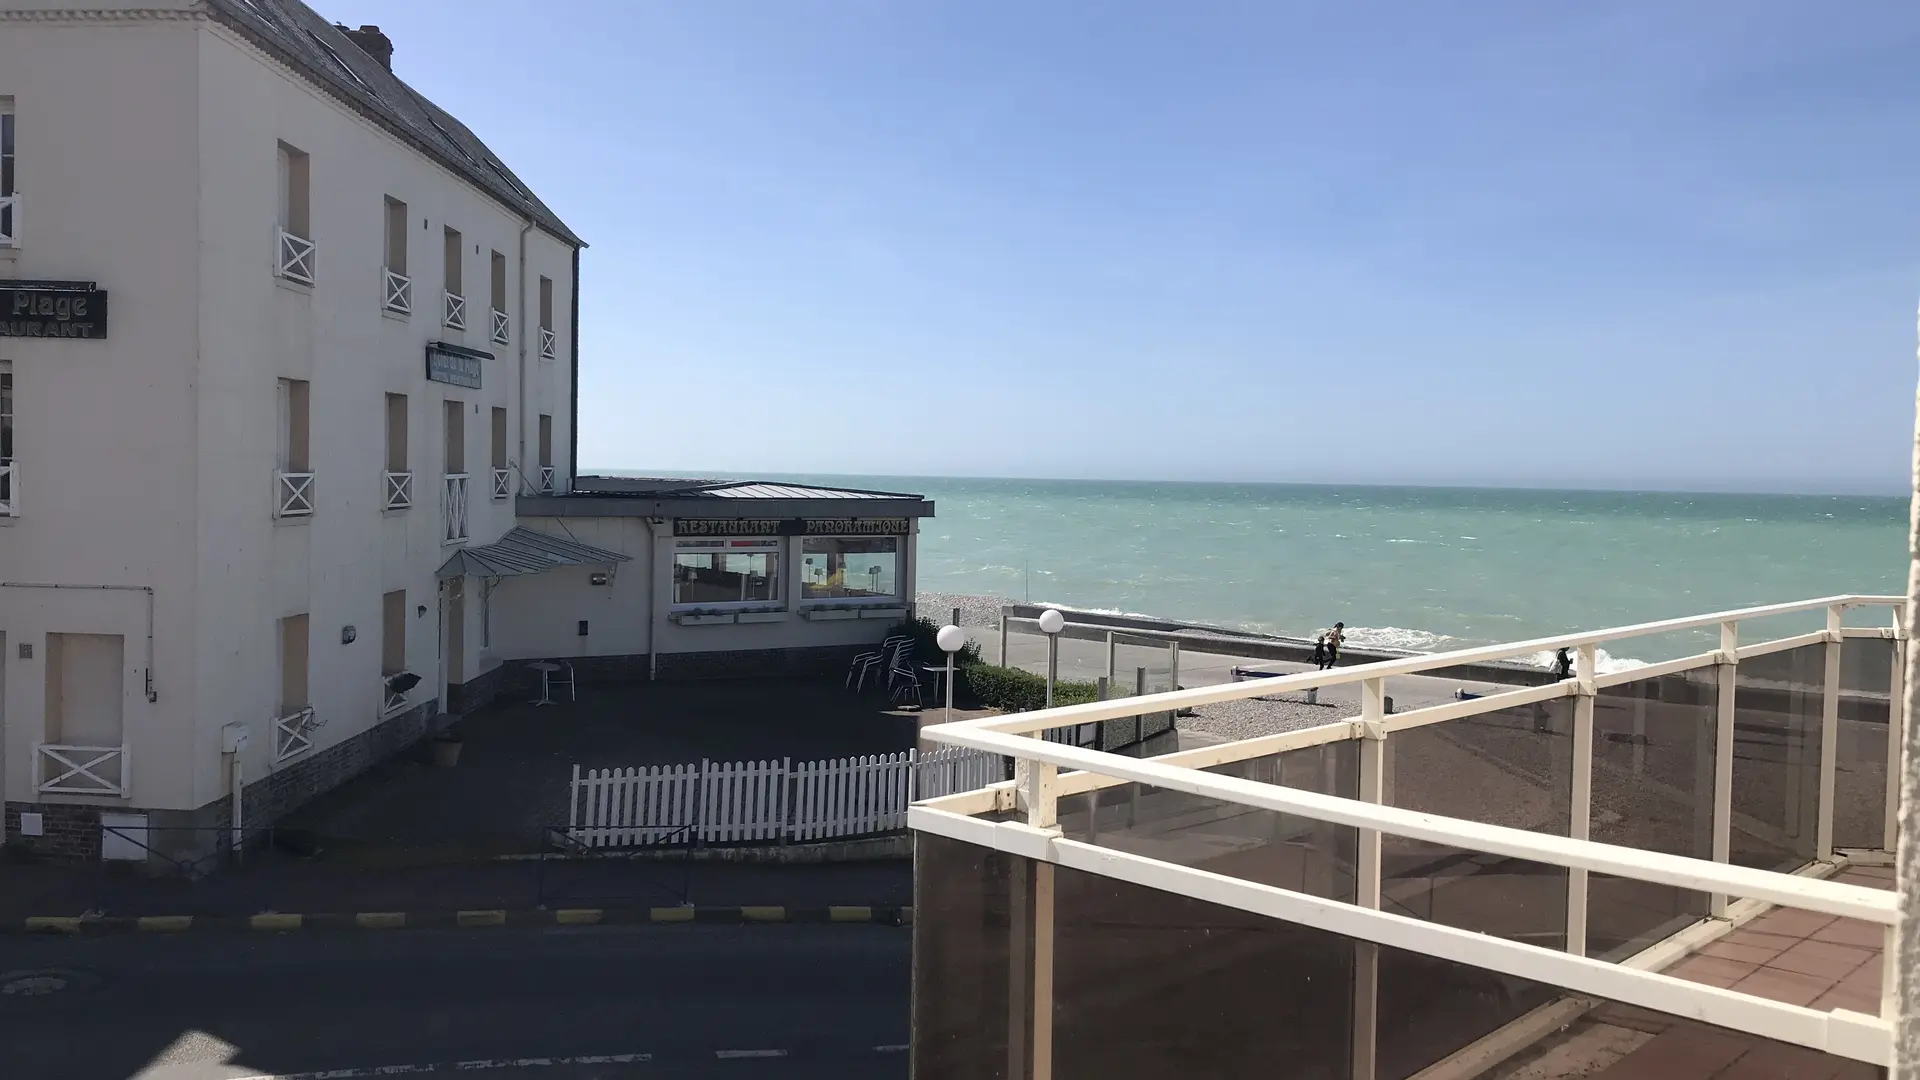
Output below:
[279,675,943,857]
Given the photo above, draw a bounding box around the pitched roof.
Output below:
[436,526,629,579]
[205,0,582,247]
[570,476,927,501]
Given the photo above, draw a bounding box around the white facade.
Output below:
[0,2,578,830]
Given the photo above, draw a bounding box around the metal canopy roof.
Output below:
[436,527,630,579]
[569,476,923,500]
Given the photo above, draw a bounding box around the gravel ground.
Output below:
[917,591,1012,629]
[1181,694,1356,741]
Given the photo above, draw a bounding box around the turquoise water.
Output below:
[651,474,1908,666]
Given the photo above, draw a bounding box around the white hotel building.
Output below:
[0,0,930,861]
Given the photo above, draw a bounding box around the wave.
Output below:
[1522,648,1648,676]
[1340,625,1460,652]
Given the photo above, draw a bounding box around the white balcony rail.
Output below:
[383,682,409,715]
[383,268,412,315]
[277,228,315,284]
[442,473,469,543]
[35,743,128,797]
[917,593,1909,1072]
[0,460,16,517]
[0,193,18,247]
[273,706,319,762]
[443,291,466,330]
[276,470,314,517]
[539,466,556,494]
[491,466,511,500]
[384,470,413,510]
[491,308,509,345]
[539,326,556,360]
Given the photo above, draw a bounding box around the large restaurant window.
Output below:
[801,536,900,601]
[673,540,781,607]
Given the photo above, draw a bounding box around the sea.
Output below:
[628,473,1909,671]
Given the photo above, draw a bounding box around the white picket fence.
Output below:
[567,746,1003,849]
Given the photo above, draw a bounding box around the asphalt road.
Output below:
[0,925,911,1080]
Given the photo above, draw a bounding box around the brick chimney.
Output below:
[336,24,393,71]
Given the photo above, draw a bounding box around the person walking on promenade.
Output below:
[1311,634,1328,669]
[1323,622,1346,669]
[1552,647,1574,680]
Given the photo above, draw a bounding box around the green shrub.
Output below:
[960,663,1100,712]
[893,615,983,667]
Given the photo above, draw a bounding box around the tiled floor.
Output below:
[1579,863,1891,1080]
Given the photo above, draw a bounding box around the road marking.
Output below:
[650,906,695,922]
[554,908,602,925]
[354,912,406,929]
[828,905,873,922]
[250,913,302,931]
[715,1049,788,1058]
[137,915,192,933]
[455,909,507,927]
[739,906,786,922]
[228,1053,654,1078]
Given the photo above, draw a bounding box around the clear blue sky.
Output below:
[314,1,1920,494]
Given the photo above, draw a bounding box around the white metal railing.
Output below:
[273,707,318,762]
[539,326,556,360]
[0,460,16,516]
[277,228,314,284]
[34,743,128,796]
[491,308,509,345]
[539,466,556,494]
[0,194,19,247]
[442,473,469,543]
[383,268,412,315]
[275,470,314,517]
[383,683,409,715]
[491,466,511,500]
[384,470,412,510]
[443,291,466,330]
[918,594,1908,1071]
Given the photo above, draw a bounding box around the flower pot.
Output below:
[429,737,463,768]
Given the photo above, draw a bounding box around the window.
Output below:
[279,378,310,473]
[443,399,464,474]
[801,537,900,601]
[279,614,310,716]
[673,540,781,607]
[489,251,509,343]
[538,413,552,469]
[442,227,464,327]
[490,407,507,470]
[385,393,408,472]
[539,276,553,331]
[383,197,407,274]
[277,142,310,239]
[1,364,13,512]
[2,100,16,246]
[381,590,406,676]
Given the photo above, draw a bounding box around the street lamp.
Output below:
[936,623,967,723]
[1037,607,1065,708]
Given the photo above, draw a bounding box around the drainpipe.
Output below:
[516,214,534,494]
[569,244,581,493]
[0,582,157,702]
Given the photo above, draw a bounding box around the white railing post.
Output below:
[1567,644,1597,957]
[1817,604,1843,861]
[1712,620,1738,916]
[491,308,510,345]
[540,326,557,360]
[1885,609,1905,854]
[1353,676,1387,1080]
[442,474,469,543]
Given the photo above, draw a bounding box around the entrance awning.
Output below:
[436,526,631,579]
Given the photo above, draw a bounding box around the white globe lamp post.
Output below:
[936,623,967,723]
[1037,607,1066,708]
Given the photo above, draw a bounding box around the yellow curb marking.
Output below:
[456,910,507,927]
[138,916,193,933]
[828,906,873,922]
[250,913,302,931]
[355,912,406,929]
[740,906,785,922]
[555,909,603,925]
[650,907,695,922]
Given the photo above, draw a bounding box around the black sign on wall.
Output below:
[425,341,489,389]
[0,280,108,339]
